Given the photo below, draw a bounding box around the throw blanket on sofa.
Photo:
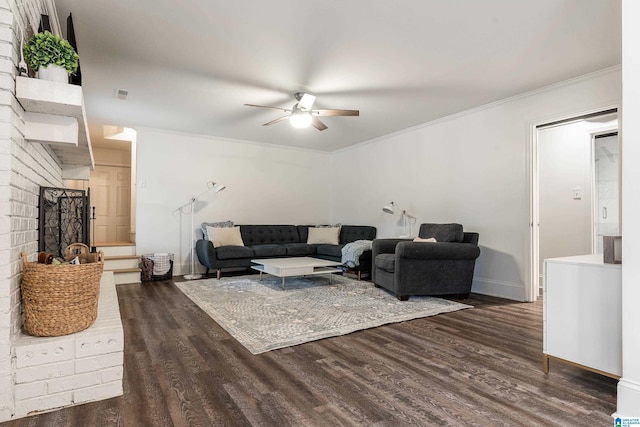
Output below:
[342,240,372,268]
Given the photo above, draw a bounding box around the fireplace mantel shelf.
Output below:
[15,76,94,179]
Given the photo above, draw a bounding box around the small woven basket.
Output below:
[21,249,104,337]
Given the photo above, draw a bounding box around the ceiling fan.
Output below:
[244,92,359,131]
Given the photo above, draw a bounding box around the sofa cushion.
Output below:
[240,225,300,246]
[340,225,377,244]
[418,223,464,243]
[251,244,286,258]
[210,226,244,248]
[201,220,233,240]
[283,243,316,256]
[316,244,344,258]
[216,245,255,260]
[375,254,395,272]
[307,227,340,244]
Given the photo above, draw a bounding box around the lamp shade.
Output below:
[207,181,226,193]
[382,202,396,215]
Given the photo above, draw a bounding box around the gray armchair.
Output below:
[372,223,480,301]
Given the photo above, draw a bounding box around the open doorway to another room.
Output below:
[65,127,137,247]
[529,109,619,301]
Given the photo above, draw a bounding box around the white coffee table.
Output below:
[251,257,343,289]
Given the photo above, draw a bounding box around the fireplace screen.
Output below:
[39,187,91,257]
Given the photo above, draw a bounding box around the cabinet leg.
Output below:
[543,354,550,374]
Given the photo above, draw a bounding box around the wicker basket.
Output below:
[21,250,104,337]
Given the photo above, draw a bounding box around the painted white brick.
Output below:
[0,9,11,25]
[100,365,123,383]
[0,89,12,106]
[0,407,12,423]
[0,42,10,59]
[14,381,47,400]
[0,390,13,420]
[0,59,13,75]
[75,351,123,374]
[75,332,124,358]
[0,73,12,90]
[0,309,9,328]
[0,356,10,378]
[47,371,101,394]
[73,380,122,404]
[15,338,74,368]
[15,391,73,417]
[16,360,74,383]
[0,26,10,43]
[0,372,10,389]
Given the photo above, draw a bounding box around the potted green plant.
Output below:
[23,30,79,83]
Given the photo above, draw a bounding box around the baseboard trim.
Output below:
[614,378,640,417]
[471,277,527,301]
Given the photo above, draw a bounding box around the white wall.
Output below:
[135,129,332,275]
[539,123,593,269]
[331,67,621,301]
[617,0,640,417]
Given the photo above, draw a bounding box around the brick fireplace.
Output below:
[12,273,123,417]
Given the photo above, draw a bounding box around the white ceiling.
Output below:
[54,0,621,152]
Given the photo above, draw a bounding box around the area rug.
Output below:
[176,275,472,354]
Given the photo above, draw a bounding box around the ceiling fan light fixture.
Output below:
[289,111,312,128]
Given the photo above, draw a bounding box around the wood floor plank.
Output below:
[2,279,617,426]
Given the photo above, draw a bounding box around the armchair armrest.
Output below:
[396,242,480,260]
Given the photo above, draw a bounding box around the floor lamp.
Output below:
[176,181,226,280]
[383,201,416,237]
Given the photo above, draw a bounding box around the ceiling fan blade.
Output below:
[244,104,291,113]
[311,116,328,131]
[298,93,316,111]
[313,109,359,117]
[262,116,290,126]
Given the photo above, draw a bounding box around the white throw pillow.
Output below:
[201,220,233,240]
[413,237,437,243]
[209,226,245,248]
[307,227,340,245]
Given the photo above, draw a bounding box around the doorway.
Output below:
[90,165,132,244]
[593,132,621,253]
[530,108,619,300]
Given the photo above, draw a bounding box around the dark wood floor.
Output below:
[4,277,617,426]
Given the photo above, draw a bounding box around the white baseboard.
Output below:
[614,378,640,418]
[471,277,527,301]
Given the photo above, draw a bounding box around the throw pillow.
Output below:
[209,226,244,248]
[307,227,340,245]
[413,237,437,243]
[201,220,233,240]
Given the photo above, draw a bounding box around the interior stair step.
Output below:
[104,255,140,270]
[97,244,140,285]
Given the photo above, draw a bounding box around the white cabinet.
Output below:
[543,254,621,378]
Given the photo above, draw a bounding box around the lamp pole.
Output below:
[176,181,226,280]
[183,196,200,280]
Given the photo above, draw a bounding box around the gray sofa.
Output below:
[372,223,480,300]
[195,224,376,279]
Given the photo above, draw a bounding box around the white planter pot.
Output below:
[37,64,68,83]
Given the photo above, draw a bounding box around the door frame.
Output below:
[527,106,619,302]
[590,128,620,252]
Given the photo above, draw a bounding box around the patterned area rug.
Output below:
[176,274,472,354]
